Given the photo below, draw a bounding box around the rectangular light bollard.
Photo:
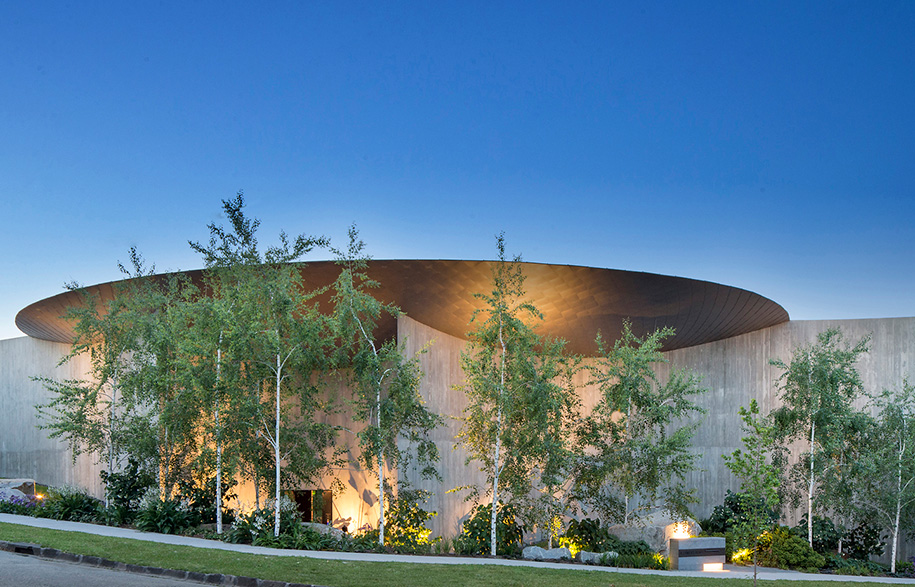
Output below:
[669,537,726,571]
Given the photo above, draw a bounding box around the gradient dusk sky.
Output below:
[2,2,914,340]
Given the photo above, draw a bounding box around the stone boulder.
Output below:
[0,479,35,502]
[607,514,701,556]
[580,550,618,565]
[522,546,572,561]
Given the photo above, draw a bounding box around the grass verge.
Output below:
[0,522,901,587]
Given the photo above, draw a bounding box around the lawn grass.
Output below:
[0,521,901,587]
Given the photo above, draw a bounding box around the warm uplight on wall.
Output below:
[671,521,691,539]
[703,563,724,572]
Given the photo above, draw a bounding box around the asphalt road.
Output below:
[0,550,203,587]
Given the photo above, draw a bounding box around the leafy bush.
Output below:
[600,552,669,569]
[756,527,825,572]
[175,474,236,526]
[100,458,155,524]
[454,503,523,557]
[893,559,915,578]
[790,515,842,553]
[225,502,300,545]
[383,488,439,554]
[560,518,612,555]
[844,522,885,560]
[135,499,192,534]
[700,490,778,535]
[558,518,652,558]
[43,486,102,522]
[0,494,42,515]
[822,553,886,576]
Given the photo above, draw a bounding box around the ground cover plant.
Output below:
[2,521,908,587]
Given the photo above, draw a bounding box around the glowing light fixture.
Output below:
[671,521,691,539]
[703,563,724,572]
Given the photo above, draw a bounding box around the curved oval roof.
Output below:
[15,260,788,355]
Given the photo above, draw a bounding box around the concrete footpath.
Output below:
[2,513,915,584]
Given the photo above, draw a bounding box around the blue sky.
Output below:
[2,1,913,340]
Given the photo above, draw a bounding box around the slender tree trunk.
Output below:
[274,352,282,538]
[892,434,904,574]
[255,471,261,510]
[753,538,758,587]
[490,314,507,557]
[378,381,385,546]
[808,419,815,547]
[215,335,223,534]
[106,381,117,509]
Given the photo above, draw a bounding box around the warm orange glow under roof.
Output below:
[16,260,789,355]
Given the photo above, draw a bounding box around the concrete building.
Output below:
[3,260,913,556]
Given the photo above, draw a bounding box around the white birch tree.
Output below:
[770,328,869,547]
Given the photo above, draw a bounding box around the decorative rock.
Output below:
[607,513,701,556]
[0,478,35,501]
[522,546,571,561]
[579,550,618,564]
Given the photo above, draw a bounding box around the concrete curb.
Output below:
[0,540,328,587]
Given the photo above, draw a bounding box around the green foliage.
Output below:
[100,458,155,523]
[175,474,237,526]
[331,227,442,545]
[457,235,577,555]
[43,486,103,522]
[702,490,779,535]
[455,503,524,557]
[0,494,43,515]
[822,553,888,576]
[600,552,669,569]
[383,488,439,553]
[756,527,825,571]
[135,498,192,534]
[790,515,842,553]
[575,321,706,525]
[770,328,870,545]
[843,521,885,560]
[558,518,651,556]
[723,399,781,571]
[850,380,915,572]
[560,518,612,553]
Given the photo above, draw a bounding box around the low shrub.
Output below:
[700,490,778,535]
[844,522,885,560]
[600,551,669,570]
[175,474,236,527]
[790,515,842,553]
[560,518,612,555]
[43,485,102,522]
[454,502,524,557]
[382,488,440,554]
[135,498,192,534]
[822,553,887,576]
[100,458,155,524]
[559,517,653,559]
[0,494,43,515]
[756,527,825,572]
[225,501,300,545]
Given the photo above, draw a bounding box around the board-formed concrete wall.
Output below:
[0,336,101,497]
[660,317,915,562]
[659,317,915,522]
[4,314,915,556]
